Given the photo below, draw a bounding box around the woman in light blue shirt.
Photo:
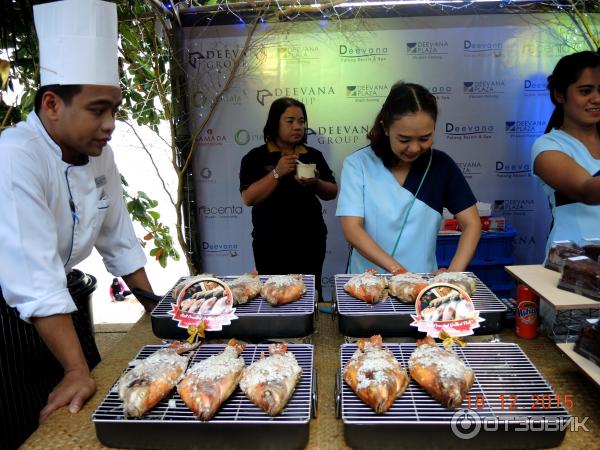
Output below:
[336,82,481,274]
[531,51,600,259]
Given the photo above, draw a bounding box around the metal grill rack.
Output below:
[335,342,570,450]
[333,272,507,337]
[151,275,317,340]
[93,344,316,450]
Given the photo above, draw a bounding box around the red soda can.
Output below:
[515,284,540,339]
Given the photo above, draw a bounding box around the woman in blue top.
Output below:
[531,51,600,259]
[336,82,481,274]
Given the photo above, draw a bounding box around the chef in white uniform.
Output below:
[0,1,155,448]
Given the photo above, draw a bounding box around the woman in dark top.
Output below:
[239,97,338,300]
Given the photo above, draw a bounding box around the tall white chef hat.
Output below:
[33,0,119,87]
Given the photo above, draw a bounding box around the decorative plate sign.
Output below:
[411,282,484,338]
[170,277,237,338]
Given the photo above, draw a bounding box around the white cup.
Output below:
[296,163,316,179]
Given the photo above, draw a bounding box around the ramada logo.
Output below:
[200,129,226,145]
[339,44,388,57]
[406,41,448,55]
[463,40,502,55]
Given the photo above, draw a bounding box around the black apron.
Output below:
[0,270,100,450]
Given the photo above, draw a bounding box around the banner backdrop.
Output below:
[183,13,599,300]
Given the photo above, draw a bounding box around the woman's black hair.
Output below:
[368,82,438,167]
[34,84,83,114]
[545,50,600,133]
[263,97,308,144]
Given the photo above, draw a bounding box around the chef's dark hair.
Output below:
[545,50,600,133]
[34,84,83,114]
[368,82,438,168]
[263,97,308,144]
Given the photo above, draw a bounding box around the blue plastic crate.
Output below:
[436,226,516,267]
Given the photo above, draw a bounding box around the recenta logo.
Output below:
[463,80,505,99]
[316,124,370,145]
[338,44,388,63]
[495,161,531,178]
[445,122,494,141]
[456,160,483,179]
[463,40,502,57]
[346,84,388,103]
[493,199,535,216]
[505,120,546,138]
[278,46,319,63]
[199,205,243,219]
[406,41,448,60]
[201,241,239,257]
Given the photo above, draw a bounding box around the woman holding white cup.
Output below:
[240,97,338,300]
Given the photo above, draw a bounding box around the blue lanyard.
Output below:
[390,149,433,258]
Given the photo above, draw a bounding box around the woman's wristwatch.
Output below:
[272,168,280,180]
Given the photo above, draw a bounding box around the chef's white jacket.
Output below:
[0,112,146,322]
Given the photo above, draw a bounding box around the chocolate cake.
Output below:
[558,257,600,301]
[574,322,600,367]
[583,244,600,263]
[546,242,585,272]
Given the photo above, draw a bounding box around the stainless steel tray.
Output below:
[335,342,570,449]
[93,343,316,450]
[151,275,317,340]
[333,272,507,337]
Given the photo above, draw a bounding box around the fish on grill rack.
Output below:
[408,336,474,409]
[118,341,198,418]
[240,342,302,416]
[260,274,306,306]
[226,272,263,305]
[343,335,409,413]
[177,339,246,420]
[343,269,388,304]
[431,272,477,295]
[388,272,429,304]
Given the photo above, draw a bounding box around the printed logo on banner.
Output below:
[444,121,494,141]
[495,160,532,179]
[345,84,388,103]
[198,167,216,184]
[456,160,483,180]
[201,241,239,257]
[198,128,227,146]
[315,123,370,145]
[463,40,502,57]
[338,44,388,63]
[493,199,535,217]
[278,46,320,64]
[514,233,537,249]
[505,120,546,138]
[523,79,547,96]
[234,129,264,146]
[428,84,453,101]
[518,41,571,58]
[256,86,336,106]
[188,47,267,70]
[199,204,244,219]
[463,80,505,99]
[191,89,247,108]
[406,40,448,60]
